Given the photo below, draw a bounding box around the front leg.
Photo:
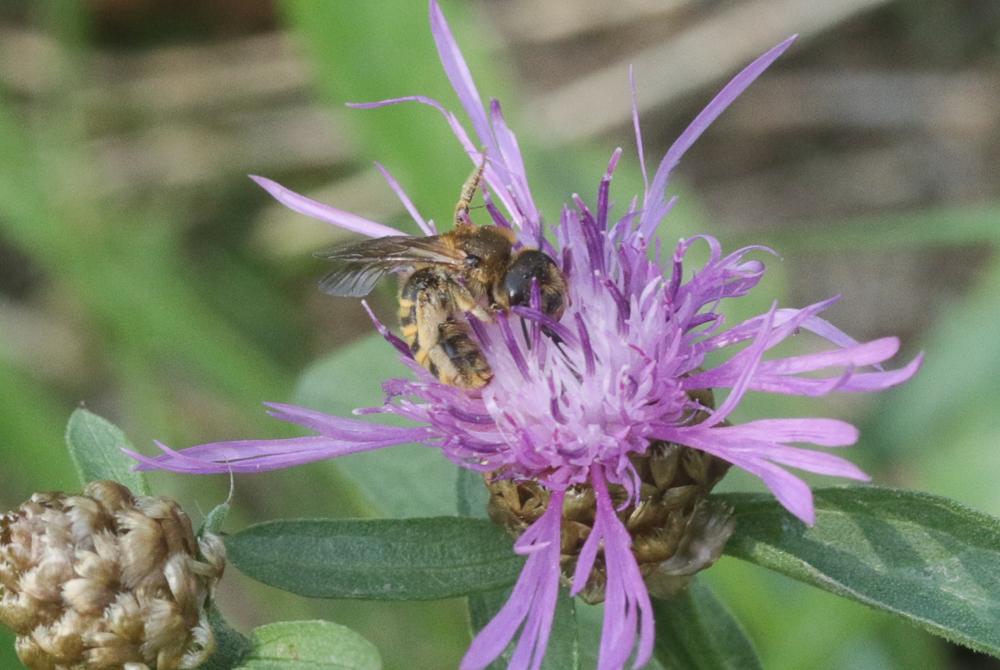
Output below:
[449,279,493,323]
[453,153,487,227]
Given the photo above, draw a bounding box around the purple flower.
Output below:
[128,2,921,668]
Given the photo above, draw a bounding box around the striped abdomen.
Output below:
[398,267,492,389]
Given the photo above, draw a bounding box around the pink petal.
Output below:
[639,36,797,237]
[350,96,520,223]
[461,490,565,670]
[263,402,429,441]
[429,0,493,160]
[249,175,404,238]
[628,65,648,194]
[129,435,405,474]
[714,418,859,447]
[374,162,434,235]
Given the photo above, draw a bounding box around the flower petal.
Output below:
[429,0,493,160]
[263,402,430,441]
[350,96,521,224]
[584,468,655,670]
[639,36,797,237]
[461,490,565,670]
[374,161,434,235]
[249,175,404,238]
[128,435,403,474]
[714,418,859,447]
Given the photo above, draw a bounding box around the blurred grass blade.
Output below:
[235,621,381,670]
[720,487,1000,658]
[65,408,150,494]
[731,203,1000,252]
[653,580,761,670]
[225,517,522,600]
[0,361,78,497]
[867,257,1000,512]
[293,334,456,518]
[281,0,507,227]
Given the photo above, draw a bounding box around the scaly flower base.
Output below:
[487,441,733,604]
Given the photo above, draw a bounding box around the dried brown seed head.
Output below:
[0,481,225,670]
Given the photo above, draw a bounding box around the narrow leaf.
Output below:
[225,517,522,600]
[64,408,149,494]
[235,621,380,670]
[652,580,762,670]
[720,487,1000,658]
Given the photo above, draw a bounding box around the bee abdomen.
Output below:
[398,268,492,389]
[437,321,492,388]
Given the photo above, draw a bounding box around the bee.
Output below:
[317,161,568,389]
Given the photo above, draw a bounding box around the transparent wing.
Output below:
[318,263,392,298]
[316,235,464,298]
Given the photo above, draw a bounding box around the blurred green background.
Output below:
[1,0,998,668]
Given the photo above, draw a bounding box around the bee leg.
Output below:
[454,152,487,227]
[399,268,492,389]
[398,268,445,370]
[450,280,494,323]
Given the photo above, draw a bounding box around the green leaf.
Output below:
[652,580,762,670]
[64,408,149,495]
[196,606,252,670]
[225,517,522,600]
[293,334,456,519]
[235,621,380,670]
[0,627,22,670]
[456,468,489,518]
[719,487,1000,658]
[467,587,578,670]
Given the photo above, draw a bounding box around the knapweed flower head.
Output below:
[129,2,921,669]
[0,481,225,670]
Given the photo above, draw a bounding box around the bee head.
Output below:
[498,249,567,320]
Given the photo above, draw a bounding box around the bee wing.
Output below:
[317,235,464,298]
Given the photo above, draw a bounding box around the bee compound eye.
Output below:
[464,254,482,268]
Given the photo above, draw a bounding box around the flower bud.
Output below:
[0,481,225,670]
